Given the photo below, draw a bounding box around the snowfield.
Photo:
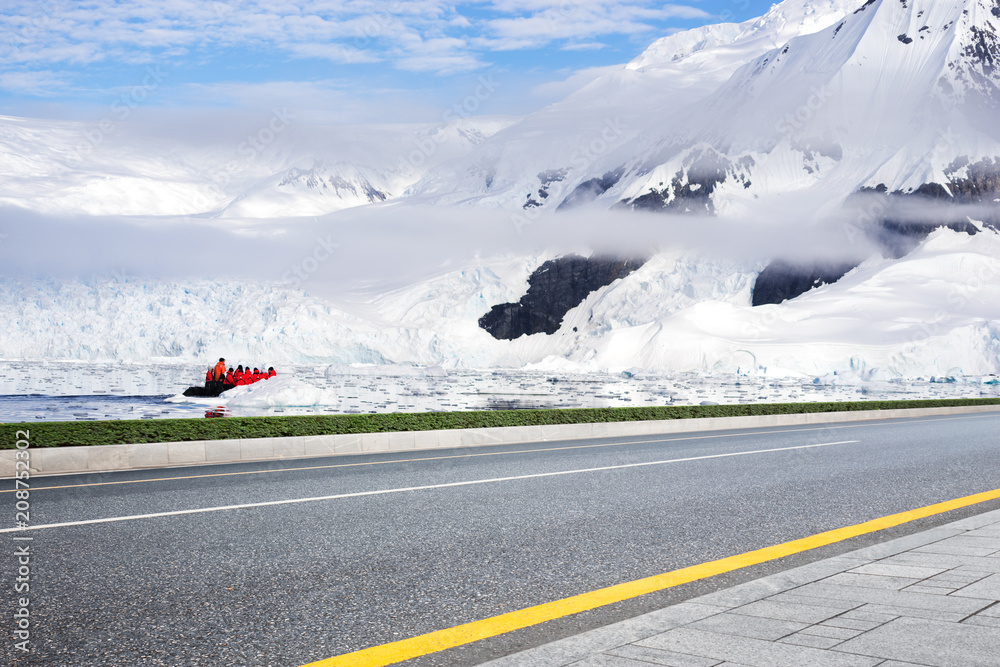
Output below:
[5,227,1000,379]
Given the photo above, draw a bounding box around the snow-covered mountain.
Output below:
[610,0,1000,214]
[0,115,513,217]
[4,0,1000,379]
[6,227,1000,377]
[6,0,993,220]
[413,0,1000,217]
[410,0,868,209]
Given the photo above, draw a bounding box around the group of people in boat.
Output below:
[205,357,276,391]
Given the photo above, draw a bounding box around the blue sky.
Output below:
[0,0,782,124]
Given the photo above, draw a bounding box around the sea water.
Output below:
[0,360,997,422]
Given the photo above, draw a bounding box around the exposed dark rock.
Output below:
[752,157,1000,307]
[794,138,844,174]
[625,149,752,214]
[752,260,860,306]
[479,255,644,340]
[629,189,670,211]
[360,180,389,203]
[873,218,979,259]
[898,34,913,45]
[523,169,568,209]
[277,165,389,202]
[965,25,999,73]
[557,168,624,210]
[854,0,876,14]
[883,157,1000,232]
[956,21,1000,111]
[950,157,1000,212]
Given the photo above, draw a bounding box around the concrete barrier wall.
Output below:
[3,404,999,478]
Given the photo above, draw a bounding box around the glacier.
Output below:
[4,227,1000,378]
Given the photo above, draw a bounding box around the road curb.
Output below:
[478,506,1000,667]
[4,404,999,477]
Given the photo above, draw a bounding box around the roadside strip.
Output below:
[0,440,857,533]
[0,412,992,494]
[3,404,999,478]
[301,485,1000,667]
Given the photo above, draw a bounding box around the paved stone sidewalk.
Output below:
[484,508,1000,667]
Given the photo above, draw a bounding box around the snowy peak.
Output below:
[945,0,1000,108]
[735,0,867,48]
[220,116,515,218]
[219,159,394,219]
[625,23,745,70]
[625,0,861,71]
[607,0,1000,213]
[0,115,515,218]
[722,0,1000,152]
[1,0,995,222]
[411,0,871,211]
[826,0,1000,109]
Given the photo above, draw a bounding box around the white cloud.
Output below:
[561,42,607,51]
[0,0,710,78]
[0,70,71,96]
[177,79,444,124]
[480,2,710,50]
[530,64,621,100]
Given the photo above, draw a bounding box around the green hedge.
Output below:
[2,398,999,449]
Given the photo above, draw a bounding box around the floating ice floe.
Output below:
[166,376,343,408]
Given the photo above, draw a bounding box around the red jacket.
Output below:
[225,371,235,385]
[205,370,213,383]
[268,369,276,378]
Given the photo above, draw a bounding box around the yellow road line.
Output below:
[6,412,997,494]
[301,485,1000,667]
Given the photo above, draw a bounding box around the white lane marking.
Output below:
[2,440,858,533]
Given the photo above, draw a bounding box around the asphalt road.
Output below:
[3,412,1000,666]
